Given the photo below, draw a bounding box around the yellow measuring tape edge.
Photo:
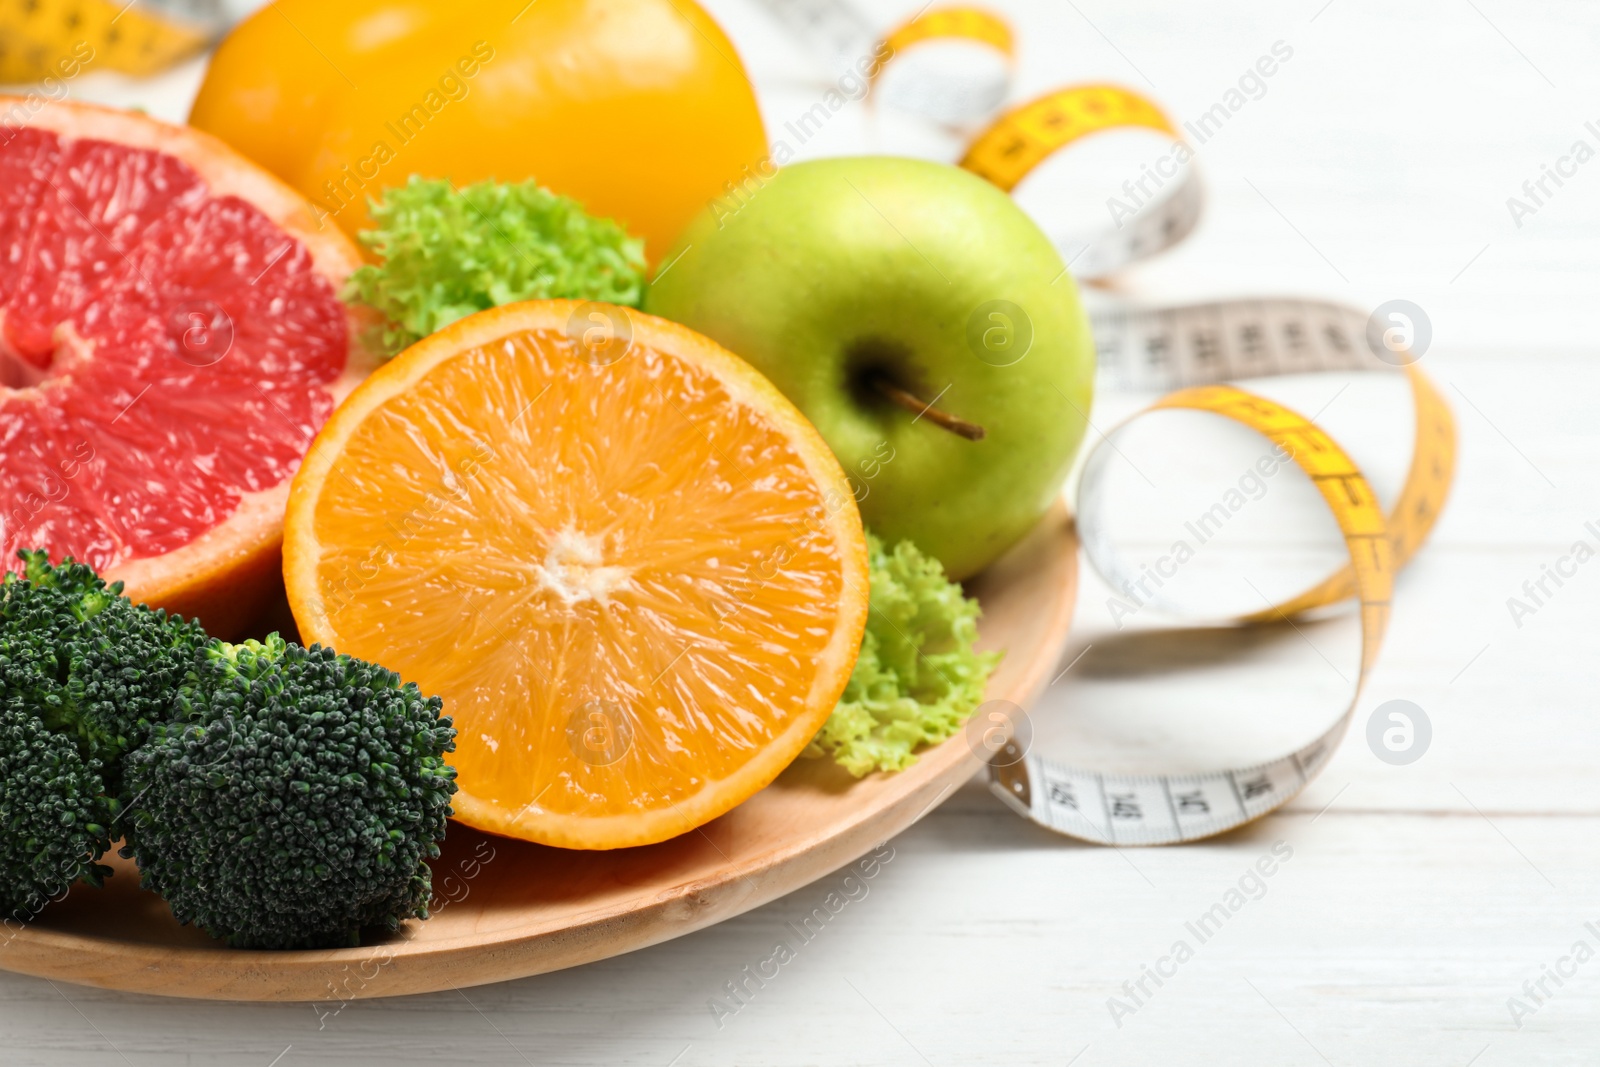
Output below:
[959,83,1177,188]
[1236,363,1457,623]
[882,6,1015,64]
[0,0,211,84]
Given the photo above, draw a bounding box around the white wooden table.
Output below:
[5,1,1597,1062]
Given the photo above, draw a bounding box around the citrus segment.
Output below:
[0,100,369,635]
[285,302,869,849]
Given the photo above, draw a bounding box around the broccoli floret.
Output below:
[0,702,116,921]
[0,550,204,913]
[0,550,208,789]
[1,554,459,948]
[122,635,458,949]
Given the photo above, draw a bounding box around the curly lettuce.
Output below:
[344,177,647,355]
[807,534,1002,776]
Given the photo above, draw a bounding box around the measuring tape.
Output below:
[959,83,1204,281]
[0,0,223,84]
[749,0,1459,844]
[999,316,1455,844]
[758,0,1013,124]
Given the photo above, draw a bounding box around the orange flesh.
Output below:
[290,309,867,848]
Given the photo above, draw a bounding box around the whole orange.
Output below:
[189,0,768,260]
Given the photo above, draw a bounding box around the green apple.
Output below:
[643,155,1094,580]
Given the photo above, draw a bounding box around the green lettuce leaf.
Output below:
[344,177,647,355]
[807,533,1002,776]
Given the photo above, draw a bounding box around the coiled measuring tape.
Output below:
[751,0,1458,845]
[1000,314,1455,844]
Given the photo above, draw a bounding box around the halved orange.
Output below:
[283,300,869,849]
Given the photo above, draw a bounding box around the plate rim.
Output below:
[1,505,1079,1001]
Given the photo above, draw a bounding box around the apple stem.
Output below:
[870,376,987,441]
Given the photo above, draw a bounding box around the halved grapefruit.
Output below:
[0,99,372,636]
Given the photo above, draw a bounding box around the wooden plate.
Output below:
[2,505,1078,1001]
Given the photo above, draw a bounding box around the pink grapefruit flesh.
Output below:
[0,100,370,635]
